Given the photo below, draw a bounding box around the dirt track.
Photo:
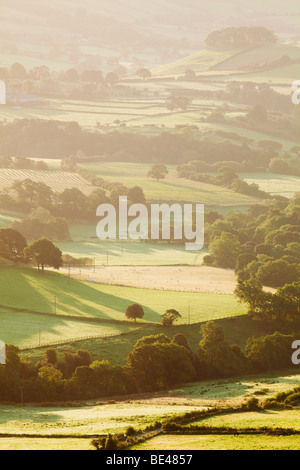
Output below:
[65,265,238,294]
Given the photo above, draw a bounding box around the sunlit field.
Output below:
[78,162,261,206]
[0,402,203,436]
[0,267,247,349]
[129,434,300,451]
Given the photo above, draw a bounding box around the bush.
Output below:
[245,397,261,411]
[284,393,300,406]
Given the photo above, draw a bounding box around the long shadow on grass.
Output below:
[17,269,161,323]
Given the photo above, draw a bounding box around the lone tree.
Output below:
[162,309,182,327]
[125,304,145,323]
[24,237,62,272]
[147,164,168,182]
[136,68,152,80]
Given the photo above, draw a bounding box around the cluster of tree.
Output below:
[62,254,93,267]
[205,26,277,49]
[177,164,269,199]
[236,104,300,146]
[11,208,70,242]
[1,118,294,165]
[220,82,294,114]
[0,229,63,271]
[1,62,155,102]
[2,321,299,404]
[0,156,49,171]
[235,278,300,323]
[0,177,146,223]
[204,197,300,289]
[165,96,192,112]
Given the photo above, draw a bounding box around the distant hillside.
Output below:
[152,42,300,77]
[1,0,300,71]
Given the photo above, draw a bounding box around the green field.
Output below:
[0,402,202,436]
[242,173,300,198]
[190,409,300,430]
[0,267,247,349]
[0,437,93,451]
[129,434,300,450]
[0,310,135,349]
[78,162,261,206]
[57,236,205,266]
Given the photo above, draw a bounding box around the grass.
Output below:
[241,173,300,198]
[152,48,243,76]
[0,402,202,436]
[0,267,247,348]
[166,370,300,405]
[57,237,205,266]
[129,434,300,450]
[0,437,93,451]
[189,409,300,430]
[78,162,261,206]
[0,310,135,349]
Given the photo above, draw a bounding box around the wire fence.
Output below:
[20,325,151,351]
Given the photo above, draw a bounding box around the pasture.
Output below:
[0,437,93,451]
[0,402,202,436]
[242,173,300,198]
[189,409,300,430]
[0,267,247,349]
[57,236,203,266]
[129,434,300,451]
[78,162,261,206]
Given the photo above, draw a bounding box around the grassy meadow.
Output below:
[129,434,300,451]
[0,402,203,436]
[0,266,247,350]
[78,162,261,206]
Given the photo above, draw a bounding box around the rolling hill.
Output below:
[152,43,300,77]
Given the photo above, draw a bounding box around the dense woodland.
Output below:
[204,197,300,289]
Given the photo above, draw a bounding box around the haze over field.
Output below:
[0,0,300,453]
[1,0,300,71]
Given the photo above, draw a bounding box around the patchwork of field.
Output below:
[2,370,300,450]
[0,97,241,130]
[0,168,94,195]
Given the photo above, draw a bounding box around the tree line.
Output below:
[1,118,295,166]
[1,320,300,404]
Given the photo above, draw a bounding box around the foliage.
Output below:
[24,238,63,271]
